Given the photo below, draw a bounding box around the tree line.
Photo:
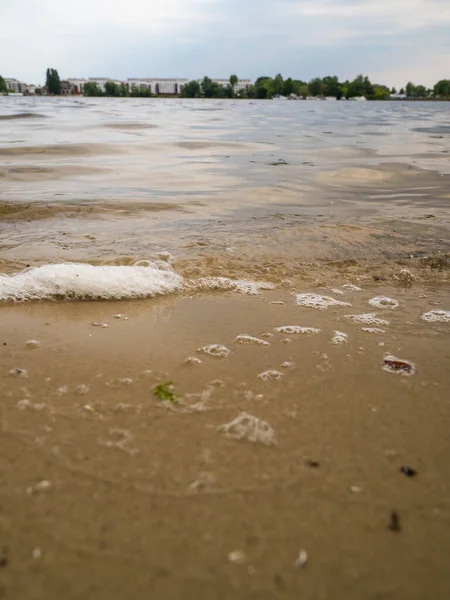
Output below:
[2,69,449,100]
[180,74,450,100]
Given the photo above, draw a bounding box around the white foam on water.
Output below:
[275,326,321,335]
[330,288,345,296]
[361,327,386,334]
[332,331,348,345]
[296,293,351,310]
[345,313,389,326]
[0,263,183,302]
[382,354,416,376]
[368,296,400,310]
[258,369,284,381]
[197,344,231,358]
[421,310,450,323]
[218,412,276,446]
[189,277,275,295]
[235,334,270,346]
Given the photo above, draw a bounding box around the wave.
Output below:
[0,264,277,302]
[0,263,183,302]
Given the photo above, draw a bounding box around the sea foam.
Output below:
[0,263,183,302]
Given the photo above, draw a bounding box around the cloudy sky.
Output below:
[1,0,449,87]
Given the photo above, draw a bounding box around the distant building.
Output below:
[88,78,122,92]
[60,80,74,95]
[210,78,252,92]
[67,78,88,94]
[128,78,188,95]
[4,78,26,93]
[63,76,254,96]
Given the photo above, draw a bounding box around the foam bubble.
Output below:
[75,384,90,395]
[368,296,400,310]
[361,327,386,334]
[382,355,416,376]
[218,412,276,446]
[197,344,231,358]
[25,340,40,349]
[342,284,362,292]
[281,361,295,369]
[184,356,202,365]
[235,334,269,346]
[190,277,275,296]
[345,313,389,326]
[421,310,450,323]
[0,263,183,302]
[275,326,321,335]
[112,313,129,320]
[258,370,284,381]
[296,293,351,310]
[16,399,45,411]
[332,331,348,345]
[330,288,345,296]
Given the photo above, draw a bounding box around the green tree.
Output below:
[309,77,324,97]
[104,80,119,96]
[46,68,61,95]
[35,87,42,95]
[83,81,102,96]
[391,87,397,95]
[405,82,416,98]
[254,76,271,99]
[229,74,238,95]
[0,75,7,93]
[246,84,256,99]
[181,80,202,98]
[415,85,427,98]
[373,85,390,100]
[433,79,450,98]
[323,75,340,97]
[283,77,295,96]
[270,73,284,96]
[399,87,405,95]
[299,84,309,99]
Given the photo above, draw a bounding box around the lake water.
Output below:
[1,97,450,600]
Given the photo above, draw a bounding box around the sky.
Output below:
[1,0,449,87]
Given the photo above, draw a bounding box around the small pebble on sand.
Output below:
[228,550,247,564]
[294,549,308,568]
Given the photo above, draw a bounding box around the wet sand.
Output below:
[1,285,450,599]
[1,97,450,599]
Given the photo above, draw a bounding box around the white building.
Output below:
[88,78,122,92]
[67,78,88,94]
[128,78,188,94]
[4,78,26,93]
[210,78,252,92]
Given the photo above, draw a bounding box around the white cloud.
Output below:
[288,0,450,31]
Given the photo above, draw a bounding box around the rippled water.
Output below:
[0,97,449,279]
